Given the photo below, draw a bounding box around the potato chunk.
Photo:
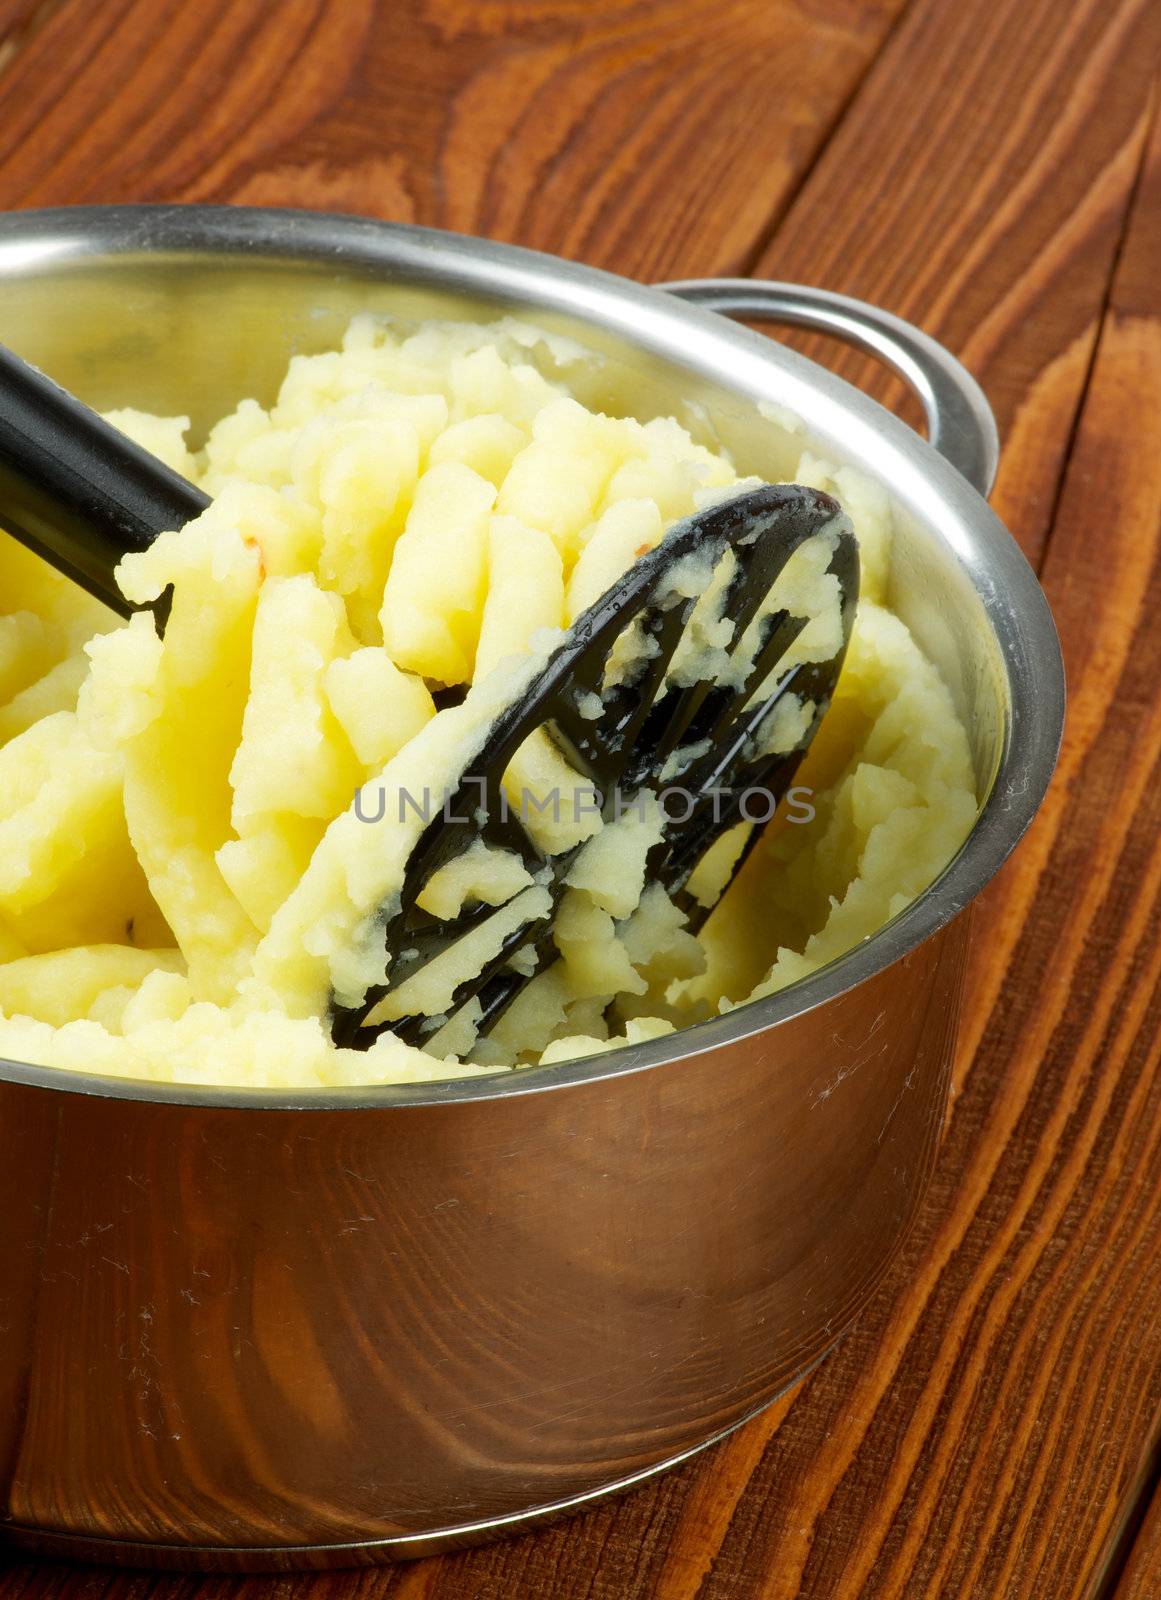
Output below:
[324,648,435,772]
[429,413,526,486]
[475,515,564,679]
[497,399,631,564]
[380,462,496,684]
[0,711,167,953]
[0,714,122,913]
[0,946,183,1028]
[565,499,663,623]
[115,509,263,999]
[230,575,361,826]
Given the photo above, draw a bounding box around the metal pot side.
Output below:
[0,207,1063,1567]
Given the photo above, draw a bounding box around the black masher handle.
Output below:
[0,343,210,618]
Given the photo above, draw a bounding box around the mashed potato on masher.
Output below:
[0,317,977,1088]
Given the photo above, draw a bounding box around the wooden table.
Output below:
[1,0,1158,1595]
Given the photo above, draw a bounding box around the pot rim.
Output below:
[0,204,1065,1111]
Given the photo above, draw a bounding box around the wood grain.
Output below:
[0,0,909,279]
[0,0,1158,1595]
[0,0,62,74]
[1117,1481,1161,1599]
[751,0,1161,571]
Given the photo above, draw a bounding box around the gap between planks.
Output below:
[1033,77,1161,584]
[733,0,926,282]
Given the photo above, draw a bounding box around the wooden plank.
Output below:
[676,82,1161,1600]
[0,3,1157,1599]
[0,0,909,280]
[749,0,1161,571]
[611,82,1161,1600]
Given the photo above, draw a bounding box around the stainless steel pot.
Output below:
[0,206,1064,1571]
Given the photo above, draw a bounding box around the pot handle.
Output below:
[659,278,999,498]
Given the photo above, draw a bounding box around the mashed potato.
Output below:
[0,318,977,1088]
